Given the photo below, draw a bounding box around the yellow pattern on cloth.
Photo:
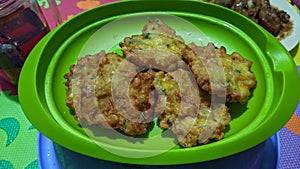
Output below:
[77,0,101,10]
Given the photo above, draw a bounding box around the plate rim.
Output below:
[270,0,300,51]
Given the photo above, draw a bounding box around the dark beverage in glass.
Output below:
[0,0,50,85]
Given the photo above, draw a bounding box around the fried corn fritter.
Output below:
[120,33,186,57]
[153,69,231,147]
[120,33,188,72]
[120,18,188,71]
[64,18,256,147]
[185,43,257,104]
[122,18,256,104]
[153,71,182,130]
[142,18,184,42]
[64,51,106,111]
[120,17,186,57]
[172,103,231,147]
[94,52,123,98]
[65,51,153,136]
[128,69,159,124]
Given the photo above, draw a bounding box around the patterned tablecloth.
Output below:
[0,0,299,168]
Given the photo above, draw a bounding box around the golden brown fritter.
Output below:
[142,18,185,42]
[128,69,158,123]
[153,69,231,147]
[184,42,257,104]
[153,71,182,129]
[64,51,106,111]
[171,103,231,147]
[64,18,256,147]
[94,52,123,98]
[64,51,153,136]
[120,33,186,57]
[121,19,256,104]
[120,18,188,72]
[123,48,189,73]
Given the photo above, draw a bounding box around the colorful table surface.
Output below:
[1,0,300,168]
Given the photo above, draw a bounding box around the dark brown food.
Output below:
[205,0,235,7]
[204,0,293,39]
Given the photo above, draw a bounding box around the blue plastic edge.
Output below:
[37,132,280,169]
[37,132,60,169]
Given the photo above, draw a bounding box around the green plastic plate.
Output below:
[18,0,300,165]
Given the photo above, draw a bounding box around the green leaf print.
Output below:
[38,0,61,9]
[0,160,13,169]
[0,118,20,147]
[25,160,39,169]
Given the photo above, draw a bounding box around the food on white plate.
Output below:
[64,18,257,147]
[204,0,293,40]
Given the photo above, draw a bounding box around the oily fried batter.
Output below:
[153,69,231,147]
[142,18,185,42]
[140,18,256,104]
[184,42,257,104]
[94,52,123,98]
[120,33,186,56]
[153,71,182,129]
[128,69,159,123]
[171,103,231,147]
[64,18,256,147]
[64,51,106,111]
[120,18,188,71]
[64,51,153,136]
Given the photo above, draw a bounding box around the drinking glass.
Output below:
[0,0,61,85]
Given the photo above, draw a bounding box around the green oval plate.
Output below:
[18,0,300,165]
